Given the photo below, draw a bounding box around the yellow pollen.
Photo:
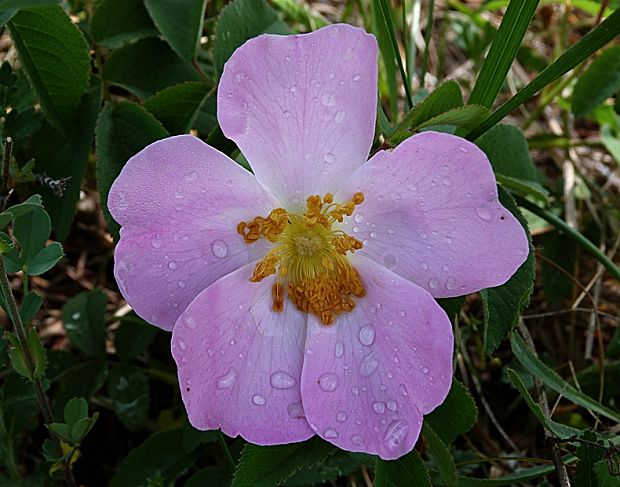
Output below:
[238,192,366,325]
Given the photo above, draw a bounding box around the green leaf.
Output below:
[0,0,59,10]
[51,357,108,414]
[62,289,107,358]
[110,429,196,487]
[481,188,534,354]
[389,81,463,145]
[232,437,336,487]
[0,231,14,254]
[70,414,98,444]
[12,205,50,265]
[214,0,289,78]
[6,332,29,379]
[601,123,620,164]
[511,333,620,423]
[416,104,489,131]
[494,174,548,202]
[28,241,63,276]
[575,431,605,487]
[144,82,211,134]
[91,0,157,49]
[107,365,149,430]
[47,422,72,443]
[593,459,620,487]
[8,6,89,132]
[422,423,457,486]
[20,292,42,323]
[63,397,88,425]
[375,450,431,487]
[371,0,398,117]
[27,326,46,379]
[425,380,477,444]
[476,124,538,181]
[102,37,201,99]
[468,0,539,108]
[144,0,207,61]
[185,467,231,487]
[284,452,370,486]
[114,314,158,362]
[467,7,620,140]
[95,101,168,239]
[573,46,620,117]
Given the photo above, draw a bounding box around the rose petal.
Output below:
[300,256,453,460]
[109,135,275,330]
[172,261,314,445]
[218,24,377,209]
[335,131,529,297]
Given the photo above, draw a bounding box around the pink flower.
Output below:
[108,24,528,460]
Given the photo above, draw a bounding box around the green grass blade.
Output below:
[420,0,435,86]
[372,0,399,118]
[469,0,539,108]
[377,0,414,109]
[467,6,620,139]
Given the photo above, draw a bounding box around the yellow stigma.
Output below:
[237,192,366,325]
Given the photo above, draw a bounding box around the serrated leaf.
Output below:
[185,467,231,487]
[232,437,336,487]
[91,0,157,49]
[425,380,477,445]
[114,314,158,362]
[375,450,431,487]
[512,333,620,423]
[63,397,88,425]
[422,423,456,486]
[481,188,534,354]
[144,82,211,134]
[214,0,290,78]
[95,101,168,239]
[593,459,620,487]
[27,241,63,275]
[8,6,89,132]
[103,37,201,99]
[107,365,149,430]
[389,81,464,145]
[12,205,50,265]
[62,289,107,358]
[51,358,107,415]
[7,333,30,379]
[417,104,489,131]
[27,326,46,379]
[144,0,206,61]
[573,46,620,117]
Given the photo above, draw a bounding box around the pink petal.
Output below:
[300,256,453,460]
[109,135,275,330]
[335,131,529,298]
[218,24,377,208]
[172,262,314,444]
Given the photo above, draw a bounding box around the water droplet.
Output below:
[476,207,492,221]
[352,225,360,233]
[151,238,162,248]
[323,428,339,439]
[287,402,304,418]
[384,420,410,450]
[217,368,237,389]
[353,74,361,82]
[334,110,346,123]
[252,394,266,406]
[458,146,469,153]
[211,239,228,258]
[420,232,428,240]
[324,152,335,163]
[177,280,186,288]
[359,352,379,377]
[372,401,386,414]
[442,177,452,186]
[168,261,178,270]
[351,434,365,446]
[421,262,429,271]
[71,312,81,320]
[382,253,397,268]
[428,277,439,289]
[421,366,429,374]
[370,231,377,239]
[289,85,297,93]
[182,314,196,329]
[336,411,347,422]
[386,400,397,411]
[318,373,339,392]
[177,339,186,350]
[334,341,344,358]
[430,178,438,187]
[446,276,456,290]
[282,109,291,118]
[285,55,291,62]
[351,386,360,395]
[270,371,296,389]
[399,310,406,317]
[358,324,376,346]
[399,384,409,397]
[321,93,336,107]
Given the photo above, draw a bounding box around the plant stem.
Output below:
[217,431,236,472]
[515,196,620,283]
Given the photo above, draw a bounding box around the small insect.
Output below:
[35,173,71,197]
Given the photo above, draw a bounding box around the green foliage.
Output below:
[375,450,431,487]
[90,0,157,49]
[107,365,149,430]
[422,423,457,486]
[114,314,158,362]
[62,289,107,358]
[232,437,336,487]
[573,46,620,117]
[8,6,89,133]
[48,397,98,445]
[425,380,478,445]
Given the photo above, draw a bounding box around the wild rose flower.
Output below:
[108,24,528,459]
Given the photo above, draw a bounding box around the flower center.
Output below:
[237,192,366,325]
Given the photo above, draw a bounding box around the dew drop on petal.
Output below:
[399,384,409,397]
[151,238,162,249]
[370,231,377,239]
[335,111,346,123]
[476,207,492,221]
[168,261,178,270]
[217,368,237,389]
[353,74,361,82]
[287,402,304,419]
[177,339,186,350]
[446,276,456,290]
[458,146,469,153]
[358,324,376,346]
[384,420,410,451]
[323,428,339,439]
[372,401,386,414]
[336,411,347,422]
[211,239,228,258]
[324,152,335,163]
[428,277,439,289]
[359,352,379,377]
[351,434,365,446]
[321,93,336,107]
[399,310,406,317]
[252,394,266,406]
[318,373,339,392]
[420,262,429,271]
[334,341,344,358]
[177,280,186,288]
[386,400,397,411]
[181,314,196,329]
[442,177,452,186]
[354,212,365,223]
[270,371,296,389]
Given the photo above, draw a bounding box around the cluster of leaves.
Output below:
[0,0,618,486]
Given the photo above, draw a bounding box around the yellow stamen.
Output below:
[238,192,366,325]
